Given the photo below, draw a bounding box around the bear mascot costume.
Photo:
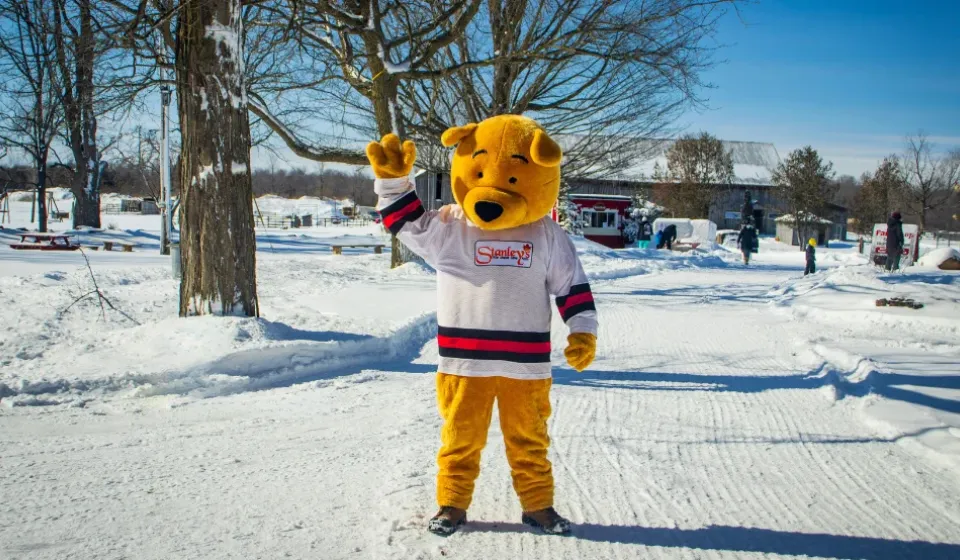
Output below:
[367,115,598,536]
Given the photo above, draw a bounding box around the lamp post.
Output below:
[156,31,173,256]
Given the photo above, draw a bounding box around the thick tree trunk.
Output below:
[70,157,100,229]
[53,0,101,229]
[175,0,258,317]
[73,0,100,229]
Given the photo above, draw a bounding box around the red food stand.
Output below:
[566,194,633,249]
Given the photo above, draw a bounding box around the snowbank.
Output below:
[769,264,960,468]
[571,235,734,281]
[0,245,435,406]
[917,247,960,269]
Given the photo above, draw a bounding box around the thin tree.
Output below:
[851,157,906,234]
[0,0,61,232]
[772,146,836,248]
[902,133,960,232]
[656,132,733,219]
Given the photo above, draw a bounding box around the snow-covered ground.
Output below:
[2,204,959,559]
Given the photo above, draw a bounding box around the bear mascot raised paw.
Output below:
[367,115,598,536]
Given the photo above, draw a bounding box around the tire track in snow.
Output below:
[548,269,960,557]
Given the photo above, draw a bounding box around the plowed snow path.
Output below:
[2,262,959,559]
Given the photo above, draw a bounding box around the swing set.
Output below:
[0,182,69,225]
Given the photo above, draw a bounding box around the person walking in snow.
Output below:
[638,217,653,249]
[737,223,757,265]
[885,211,904,271]
[805,238,817,275]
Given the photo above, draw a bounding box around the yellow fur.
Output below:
[436,373,554,512]
[366,133,416,179]
[441,114,562,231]
[564,333,597,372]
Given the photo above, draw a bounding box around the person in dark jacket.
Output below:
[885,211,904,271]
[737,224,757,264]
[805,238,816,275]
[638,217,653,249]
[657,224,677,250]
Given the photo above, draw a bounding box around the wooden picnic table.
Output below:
[10,232,79,251]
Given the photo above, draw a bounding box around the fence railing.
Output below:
[927,231,960,247]
[255,213,379,229]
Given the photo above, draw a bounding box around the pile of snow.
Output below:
[917,247,960,269]
[689,219,718,249]
[650,218,718,249]
[571,234,733,280]
[0,249,435,406]
[768,263,960,468]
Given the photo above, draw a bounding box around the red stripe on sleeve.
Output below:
[558,291,594,315]
[382,199,423,228]
[437,336,551,354]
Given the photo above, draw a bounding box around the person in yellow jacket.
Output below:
[805,238,817,275]
[366,115,598,536]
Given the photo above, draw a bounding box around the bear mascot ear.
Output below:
[441,123,479,147]
[530,129,562,167]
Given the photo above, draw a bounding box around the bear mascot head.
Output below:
[440,115,563,231]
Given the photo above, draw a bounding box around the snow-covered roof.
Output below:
[568,193,633,201]
[561,137,780,186]
[626,139,779,185]
[775,213,833,225]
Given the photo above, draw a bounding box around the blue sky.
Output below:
[681,0,960,177]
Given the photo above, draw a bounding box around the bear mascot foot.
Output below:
[521,507,572,535]
[428,506,467,536]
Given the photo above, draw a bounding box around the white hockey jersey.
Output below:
[376,177,598,379]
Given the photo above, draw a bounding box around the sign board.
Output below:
[870,223,919,267]
[724,211,741,220]
[593,204,607,211]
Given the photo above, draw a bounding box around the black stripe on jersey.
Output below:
[560,301,596,322]
[379,190,419,217]
[438,347,552,364]
[555,282,592,307]
[385,205,424,234]
[437,326,551,343]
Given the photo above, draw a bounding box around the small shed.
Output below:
[141,198,160,215]
[775,214,832,247]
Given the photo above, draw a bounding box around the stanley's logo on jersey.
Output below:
[474,241,533,268]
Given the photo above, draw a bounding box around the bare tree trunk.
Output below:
[62,0,100,228]
[176,0,258,317]
[364,43,413,269]
[36,160,47,232]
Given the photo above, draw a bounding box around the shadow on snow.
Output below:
[553,366,960,415]
[464,522,960,559]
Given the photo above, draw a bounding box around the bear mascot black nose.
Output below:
[474,201,504,222]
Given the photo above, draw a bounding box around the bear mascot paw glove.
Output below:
[366,133,417,179]
[564,333,596,372]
